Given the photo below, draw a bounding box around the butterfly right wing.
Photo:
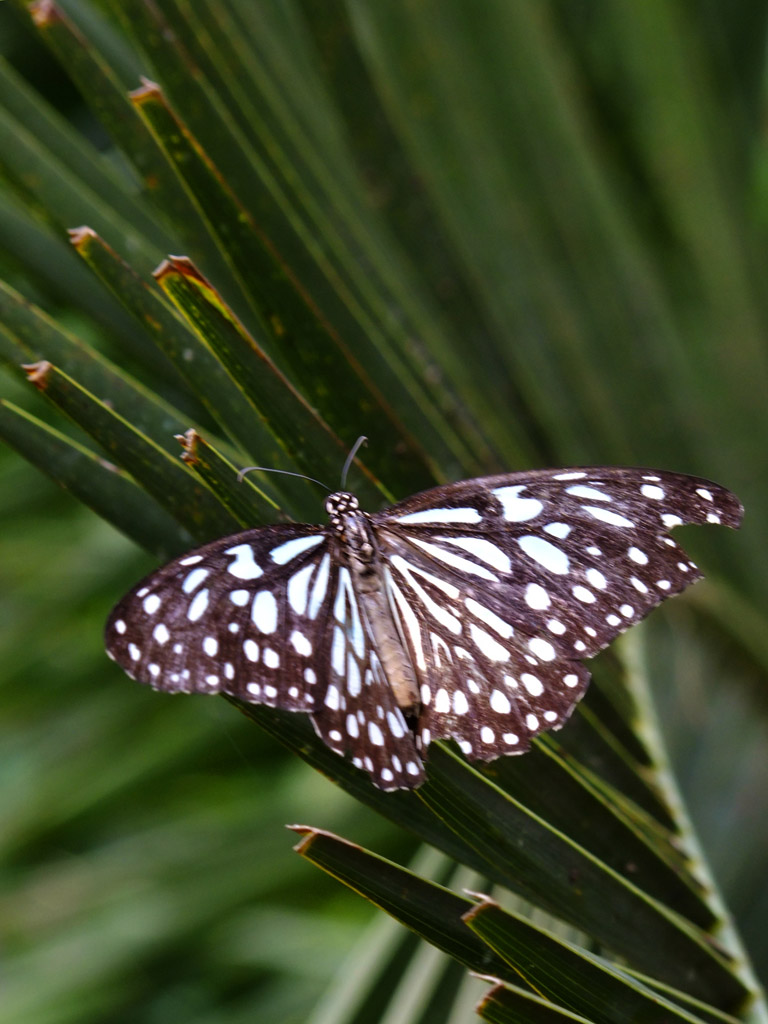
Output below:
[105,525,332,713]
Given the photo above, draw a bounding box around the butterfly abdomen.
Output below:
[332,498,421,712]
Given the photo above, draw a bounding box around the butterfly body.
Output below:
[106,467,742,790]
[327,491,421,712]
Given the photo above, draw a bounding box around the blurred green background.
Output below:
[1,1,767,1021]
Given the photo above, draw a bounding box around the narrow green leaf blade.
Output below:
[291,826,509,980]
[0,399,187,557]
[23,360,239,540]
[153,254,387,508]
[417,745,745,1008]
[465,899,741,1023]
[0,279,194,455]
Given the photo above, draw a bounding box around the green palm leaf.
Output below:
[1,2,766,1021]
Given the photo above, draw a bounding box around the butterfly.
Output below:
[105,466,742,790]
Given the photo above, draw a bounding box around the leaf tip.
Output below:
[68,225,97,250]
[129,77,162,105]
[461,893,497,925]
[29,0,62,28]
[22,360,52,391]
[153,255,206,286]
[176,428,200,464]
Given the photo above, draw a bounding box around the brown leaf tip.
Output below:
[22,360,52,389]
[29,0,63,28]
[153,255,208,287]
[461,894,497,925]
[129,77,162,104]
[176,428,200,464]
[68,226,97,248]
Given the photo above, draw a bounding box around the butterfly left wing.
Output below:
[372,466,742,761]
[105,523,424,790]
[105,524,332,712]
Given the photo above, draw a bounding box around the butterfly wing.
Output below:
[373,467,742,760]
[309,565,423,789]
[105,524,332,712]
[105,522,423,789]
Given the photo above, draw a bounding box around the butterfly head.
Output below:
[325,491,361,533]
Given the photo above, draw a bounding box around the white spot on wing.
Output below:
[183,567,210,593]
[225,544,263,580]
[544,522,571,538]
[566,485,611,501]
[465,598,513,637]
[387,710,406,738]
[153,623,169,644]
[287,563,314,615]
[410,537,498,581]
[521,673,543,696]
[641,484,665,499]
[251,590,278,633]
[434,688,450,713]
[346,655,361,696]
[187,588,210,621]
[334,568,366,658]
[493,485,544,522]
[585,568,607,590]
[264,648,280,668]
[331,627,345,675]
[490,689,511,713]
[525,583,551,609]
[388,576,427,670]
[453,691,469,714]
[396,506,482,524]
[271,535,323,564]
[528,637,556,661]
[443,537,511,572]
[584,507,635,528]
[518,536,570,574]
[308,553,331,619]
[469,623,510,661]
[290,630,312,656]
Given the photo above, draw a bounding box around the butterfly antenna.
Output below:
[236,465,330,490]
[340,435,368,490]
